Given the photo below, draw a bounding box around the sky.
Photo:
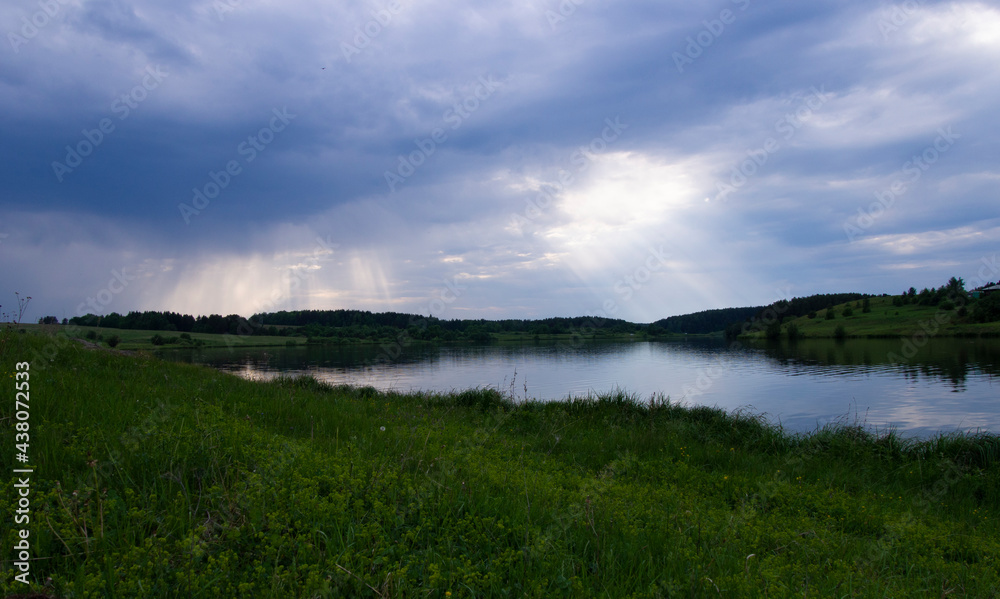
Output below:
[1,0,999,324]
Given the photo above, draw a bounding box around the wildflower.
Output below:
[380,426,386,432]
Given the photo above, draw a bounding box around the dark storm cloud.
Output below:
[1,0,998,320]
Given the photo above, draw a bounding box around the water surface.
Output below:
[157,338,1000,437]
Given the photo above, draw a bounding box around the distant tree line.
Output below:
[254,311,646,342]
[894,277,1000,323]
[652,306,764,335]
[894,277,969,308]
[70,311,257,335]
[68,309,650,343]
[62,277,1000,344]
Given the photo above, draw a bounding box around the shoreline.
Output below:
[2,330,999,596]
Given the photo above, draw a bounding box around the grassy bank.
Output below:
[13,324,684,353]
[745,296,1000,340]
[2,330,999,597]
[15,323,305,351]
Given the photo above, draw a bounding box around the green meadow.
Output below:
[2,330,999,597]
[15,324,658,354]
[745,295,1000,340]
[16,323,305,351]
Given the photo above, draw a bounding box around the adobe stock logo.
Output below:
[383,75,502,192]
[7,0,72,54]
[672,0,752,73]
[179,107,296,224]
[711,86,830,202]
[612,247,671,303]
[51,65,169,182]
[843,127,959,242]
[74,267,137,316]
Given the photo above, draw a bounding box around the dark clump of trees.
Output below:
[971,292,1000,323]
[72,311,254,335]
[653,306,764,335]
[892,277,969,308]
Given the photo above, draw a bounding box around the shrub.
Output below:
[765,321,782,340]
[940,300,955,311]
[85,331,97,340]
[107,335,121,348]
[469,330,495,344]
[834,324,847,340]
[152,334,179,345]
[825,308,836,320]
[862,298,871,313]
[807,311,817,319]
[786,323,800,341]
[842,306,854,317]
[180,333,192,340]
[972,293,1000,323]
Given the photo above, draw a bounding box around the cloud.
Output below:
[2,0,999,321]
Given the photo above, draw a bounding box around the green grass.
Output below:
[13,324,694,354]
[747,296,1000,339]
[2,330,999,597]
[16,323,304,351]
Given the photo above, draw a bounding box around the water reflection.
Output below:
[157,338,1000,437]
[757,338,1000,391]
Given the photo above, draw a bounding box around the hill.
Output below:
[744,295,1000,340]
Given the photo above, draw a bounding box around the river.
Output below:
[156,337,1000,437]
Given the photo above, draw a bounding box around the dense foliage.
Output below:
[70,310,247,335]
[652,306,763,334]
[69,309,650,343]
